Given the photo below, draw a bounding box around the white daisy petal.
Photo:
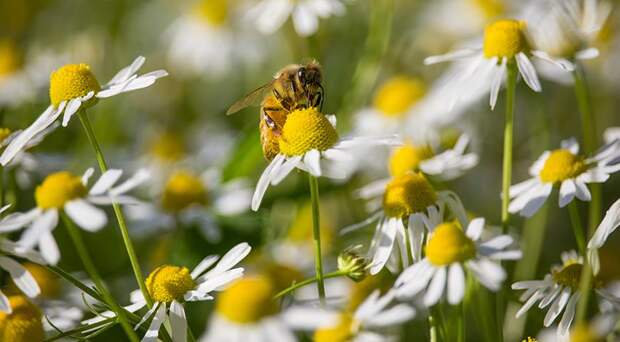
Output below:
[370,219,397,275]
[559,180,577,207]
[0,256,40,298]
[109,169,150,196]
[202,242,251,278]
[544,287,571,327]
[489,58,506,110]
[466,218,485,240]
[191,255,219,279]
[516,52,542,92]
[89,169,123,195]
[424,266,446,306]
[424,49,479,65]
[447,263,465,305]
[64,200,107,232]
[303,150,322,176]
[142,302,167,342]
[0,290,10,313]
[62,98,82,127]
[169,300,187,342]
[20,210,58,249]
[292,4,319,36]
[520,183,553,217]
[270,156,302,185]
[558,292,580,336]
[251,154,285,211]
[39,230,60,265]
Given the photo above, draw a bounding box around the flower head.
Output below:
[0,40,23,78]
[192,0,229,26]
[35,172,87,209]
[49,64,100,107]
[373,77,426,117]
[161,170,207,212]
[0,296,44,342]
[425,222,476,266]
[389,143,434,177]
[338,247,370,282]
[216,276,279,324]
[383,172,438,218]
[279,107,339,156]
[483,20,529,59]
[146,265,197,303]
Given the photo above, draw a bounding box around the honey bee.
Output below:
[226,62,324,160]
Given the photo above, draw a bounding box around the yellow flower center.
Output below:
[552,263,584,290]
[0,296,44,342]
[383,172,438,218]
[0,40,23,78]
[0,128,12,144]
[372,77,426,117]
[146,265,196,303]
[149,132,186,162]
[471,0,505,18]
[521,338,537,342]
[314,314,356,342]
[425,223,476,266]
[7,263,60,299]
[192,0,228,26]
[161,170,207,213]
[49,63,100,107]
[216,276,279,324]
[483,19,529,59]
[539,149,587,184]
[570,323,602,342]
[286,202,334,250]
[389,143,434,177]
[278,107,338,156]
[35,171,87,209]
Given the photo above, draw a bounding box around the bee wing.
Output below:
[226,81,275,115]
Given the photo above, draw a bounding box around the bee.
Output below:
[226,62,324,160]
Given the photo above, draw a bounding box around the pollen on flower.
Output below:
[521,338,537,342]
[7,263,60,299]
[161,170,207,212]
[0,128,12,144]
[383,172,437,218]
[552,263,585,290]
[216,276,279,324]
[372,76,426,116]
[193,0,228,26]
[49,63,101,107]
[278,107,338,156]
[0,40,23,78]
[471,0,505,18]
[0,296,44,342]
[146,265,196,303]
[389,143,434,177]
[314,313,356,342]
[35,171,87,209]
[149,132,186,162]
[425,223,476,266]
[483,19,529,59]
[539,149,587,184]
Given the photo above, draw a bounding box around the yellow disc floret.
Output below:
[471,0,505,18]
[146,265,196,303]
[373,77,426,116]
[8,263,60,299]
[570,323,602,342]
[425,223,476,266]
[0,296,44,342]
[278,107,338,156]
[35,171,87,209]
[389,143,434,177]
[539,149,587,184]
[216,276,279,324]
[0,128,12,144]
[552,263,585,290]
[483,19,529,59]
[193,0,228,26]
[0,40,23,78]
[161,170,207,212]
[314,314,356,342]
[149,132,186,162]
[49,63,100,107]
[383,172,437,218]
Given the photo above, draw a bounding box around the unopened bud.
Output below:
[338,246,369,282]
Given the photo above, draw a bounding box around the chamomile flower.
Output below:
[166,0,265,77]
[425,19,571,110]
[512,251,620,338]
[83,242,251,342]
[0,295,45,342]
[0,168,149,264]
[394,218,521,306]
[201,274,296,342]
[508,138,620,218]
[285,289,415,342]
[587,198,620,274]
[251,107,400,211]
[246,0,346,37]
[0,236,46,313]
[347,171,469,275]
[0,56,168,166]
[125,169,251,242]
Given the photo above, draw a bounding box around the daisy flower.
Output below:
[511,250,620,338]
[425,18,571,110]
[0,56,168,166]
[0,168,149,264]
[285,289,416,342]
[508,137,620,218]
[166,0,265,77]
[83,242,251,342]
[126,168,251,242]
[246,0,345,37]
[251,107,400,211]
[587,198,620,274]
[0,295,45,341]
[395,218,522,306]
[348,171,469,275]
[201,274,297,342]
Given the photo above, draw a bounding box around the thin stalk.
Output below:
[60,212,139,342]
[78,110,153,308]
[568,201,586,255]
[501,62,518,234]
[429,315,438,342]
[457,302,465,342]
[307,174,325,303]
[273,270,348,299]
[403,222,414,265]
[0,165,4,208]
[46,265,103,302]
[45,317,116,342]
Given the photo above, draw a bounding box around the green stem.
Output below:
[501,62,517,234]
[308,174,326,305]
[60,212,139,342]
[45,317,116,342]
[457,302,465,342]
[274,271,347,300]
[77,110,153,308]
[46,265,103,302]
[0,165,5,209]
[568,201,586,255]
[403,221,414,265]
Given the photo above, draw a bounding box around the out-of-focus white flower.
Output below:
[395,218,521,306]
[0,56,167,166]
[587,198,620,274]
[0,168,149,264]
[246,0,345,37]
[508,137,620,217]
